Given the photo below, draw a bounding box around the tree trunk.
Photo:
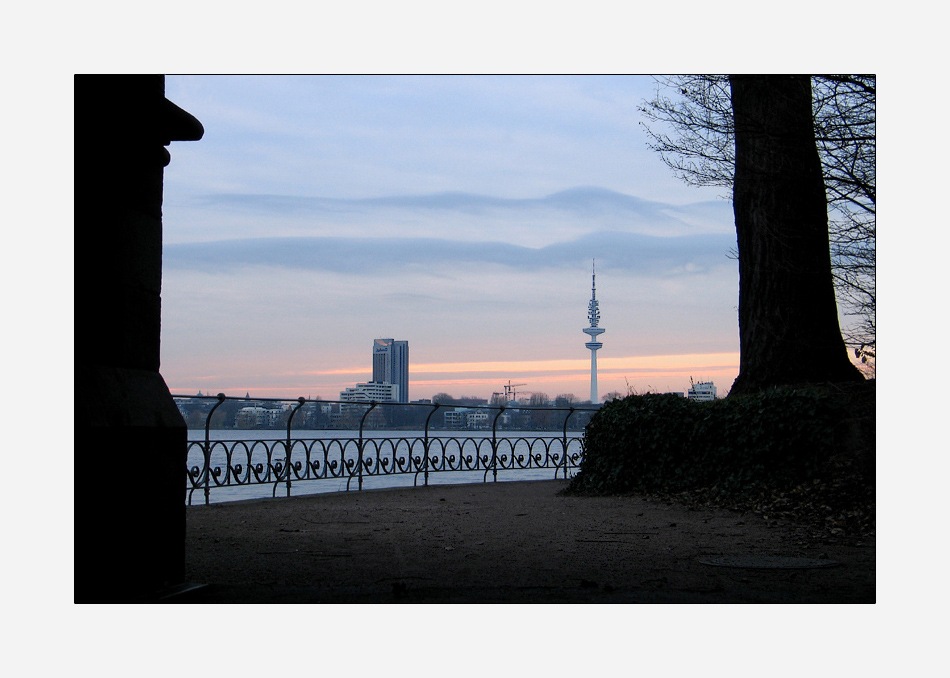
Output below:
[728,75,862,396]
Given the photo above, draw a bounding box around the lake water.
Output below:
[186,429,583,504]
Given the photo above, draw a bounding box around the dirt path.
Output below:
[182,479,874,603]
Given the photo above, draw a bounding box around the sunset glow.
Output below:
[172,352,740,401]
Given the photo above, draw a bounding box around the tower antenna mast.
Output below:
[582,259,605,404]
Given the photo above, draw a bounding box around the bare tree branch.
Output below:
[639,75,875,362]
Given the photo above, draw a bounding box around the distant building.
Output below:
[373,338,409,403]
[337,381,398,427]
[443,408,491,429]
[686,381,717,402]
[235,404,287,428]
[339,381,399,403]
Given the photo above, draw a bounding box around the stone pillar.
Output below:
[74,75,203,602]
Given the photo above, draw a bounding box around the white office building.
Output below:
[339,381,399,403]
[686,381,717,402]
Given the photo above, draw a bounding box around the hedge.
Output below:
[564,382,874,501]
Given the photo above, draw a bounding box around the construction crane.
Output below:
[503,381,528,402]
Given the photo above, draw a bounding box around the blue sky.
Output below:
[161,75,741,401]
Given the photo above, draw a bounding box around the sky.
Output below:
[160,75,742,402]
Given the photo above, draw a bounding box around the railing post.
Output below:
[490,406,506,483]
[177,394,598,502]
[281,397,307,498]
[202,393,227,505]
[561,407,576,480]
[423,403,441,487]
[357,401,378,491]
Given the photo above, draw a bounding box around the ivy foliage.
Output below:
[564,383,875,505]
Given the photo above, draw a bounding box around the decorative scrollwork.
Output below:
[184,430,585,503]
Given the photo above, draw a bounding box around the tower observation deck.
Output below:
[583,260,605,404]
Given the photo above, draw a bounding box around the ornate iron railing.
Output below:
[175,394,598,505]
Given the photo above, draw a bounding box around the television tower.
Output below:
[583,260,605,404]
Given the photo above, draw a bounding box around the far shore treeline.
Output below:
[174,392,600,432]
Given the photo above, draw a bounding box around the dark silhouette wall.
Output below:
[75,75,203,601]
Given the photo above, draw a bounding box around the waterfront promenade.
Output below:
[180,479,874,603]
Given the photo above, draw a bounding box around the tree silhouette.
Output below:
[728,75,863,395]
[640,75,875,367]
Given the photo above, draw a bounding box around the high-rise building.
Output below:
[372,338,409,403]
[582,261,605,404]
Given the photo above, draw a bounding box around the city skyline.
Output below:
[170,341,738,403]
[159,76,745,401]
[171,270,736,404]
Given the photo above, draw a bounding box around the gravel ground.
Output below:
[180,479,875,603]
